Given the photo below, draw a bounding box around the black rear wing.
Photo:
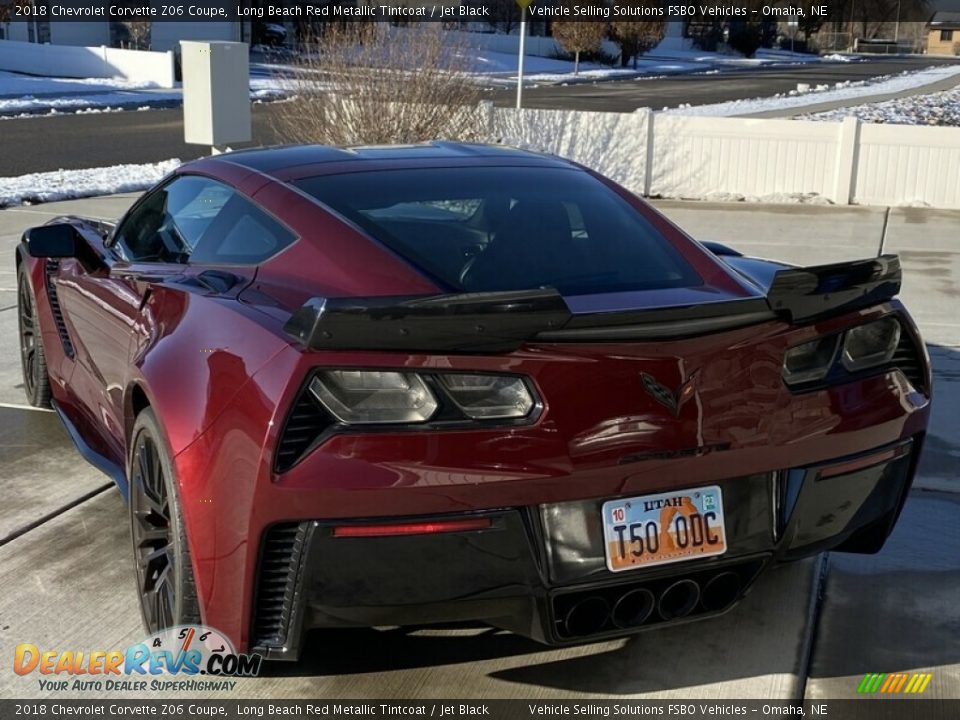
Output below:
[283,289,571,353]
[283,255,901,351]
[766,254,901,322]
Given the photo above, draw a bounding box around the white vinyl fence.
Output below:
[486,106,960,210]
[0,39,175,87]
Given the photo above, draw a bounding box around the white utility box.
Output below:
[181,41,251,148]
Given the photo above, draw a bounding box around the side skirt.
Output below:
[52,400,129,501]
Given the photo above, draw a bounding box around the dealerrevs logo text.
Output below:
[13,625,261,691]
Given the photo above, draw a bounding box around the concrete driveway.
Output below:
[0,196,956,703]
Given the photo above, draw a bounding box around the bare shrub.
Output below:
[271,23,485,146]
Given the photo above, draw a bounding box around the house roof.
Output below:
[930,11,960,27]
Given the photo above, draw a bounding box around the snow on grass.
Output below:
[0,71,163,95]
[0,90,183,115]
[800,85,960,126]
[0,70,292,116]
[664,64,960,117]
[693,191,835,205]
[0,160,181,209]
[822,53,854,62]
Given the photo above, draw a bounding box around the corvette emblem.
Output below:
[640,371,699,418]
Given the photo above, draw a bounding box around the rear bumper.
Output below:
[250,438,919,659]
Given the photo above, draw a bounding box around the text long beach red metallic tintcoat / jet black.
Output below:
[16,143,931,660]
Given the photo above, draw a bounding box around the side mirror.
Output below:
[24,224,78,258]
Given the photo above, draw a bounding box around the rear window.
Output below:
[294,166,701,296]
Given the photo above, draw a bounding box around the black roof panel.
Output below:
[215,141,561,174]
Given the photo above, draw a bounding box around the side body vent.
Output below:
[251,522,311,651]
[274,385,332,473]
[892,332,926,393]
[45,260,74,358]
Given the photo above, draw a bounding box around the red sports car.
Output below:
[16,143,930,660]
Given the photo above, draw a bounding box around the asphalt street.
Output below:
[0,195,956,702]
[3,57,960,176]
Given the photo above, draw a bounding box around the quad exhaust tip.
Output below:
[701,571,742,612]
[564,596,610,637]
[657,579,701,620]
[611,588,656,629]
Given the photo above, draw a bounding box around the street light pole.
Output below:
[516,7,526,110]
[894,0,901,43]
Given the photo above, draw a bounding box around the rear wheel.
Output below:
[17,263,51,408]
[129,408,200,632]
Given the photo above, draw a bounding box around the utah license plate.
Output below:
[602,486,727,572]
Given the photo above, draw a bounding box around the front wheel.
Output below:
[129,408,201,632]
[17,262,51,408]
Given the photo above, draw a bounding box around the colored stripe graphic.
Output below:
[858,672,933,694]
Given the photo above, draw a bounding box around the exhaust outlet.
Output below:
[611,588,656,629]
[564,596,610,637]
[701,571,742,612]
[658,579,700,620]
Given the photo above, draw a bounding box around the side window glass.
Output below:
[115,177,231,264]
[188,192,295,265]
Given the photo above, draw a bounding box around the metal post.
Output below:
[894,0,901,43]
[516,8,526,110]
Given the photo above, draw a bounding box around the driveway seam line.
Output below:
[0,482,114,549]
[796,552,831,700]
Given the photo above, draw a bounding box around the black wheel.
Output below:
[17,262,51,408]
[129,408,200,632]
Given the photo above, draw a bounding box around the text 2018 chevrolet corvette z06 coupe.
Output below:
[17,143,930,660]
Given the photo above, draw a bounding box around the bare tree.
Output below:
[552,6,608,74]
[610,20,665,68]
[125,21,151,50]
[485,0,519,35]
[271,23,485,147]
[0,0,28,36]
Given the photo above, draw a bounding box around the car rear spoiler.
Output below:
[283,288,572,353]
[284,255,901,351]
[765,254,901,322]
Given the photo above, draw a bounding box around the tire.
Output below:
[17,262,52,408]
[129,408,201,632]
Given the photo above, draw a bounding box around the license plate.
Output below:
[602,486,727,572]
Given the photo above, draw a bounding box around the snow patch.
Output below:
[0,160,181,208]
[801,85,960,126]
[691,191,835,205]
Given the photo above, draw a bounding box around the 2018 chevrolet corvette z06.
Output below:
[16,143,930,660]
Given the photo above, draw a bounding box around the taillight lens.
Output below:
[309,370,438,424]
[438,374,535,419]
[841,317,901,372]
[783,335,839,386]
